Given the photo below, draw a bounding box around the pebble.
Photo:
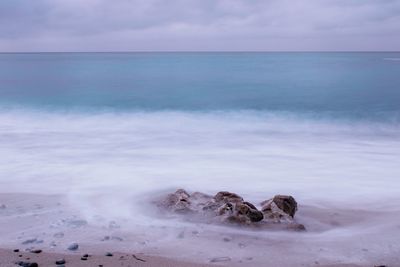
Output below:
[68,219,88,228]
[53,232,64,238]
[55,259,66,265]
[80,257,87,261]
[16,261,39,267]
[238,243,246,248]
[105,252,113,257]
[108,220,120,229]
[30,249,42,254]
[22,238,43,245]
[177,231,185,239]
[210,257,231,263]
[101,235,123,241]
[67,242,79,251]
[13,249,20,252]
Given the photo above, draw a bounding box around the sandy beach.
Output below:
[0,248,214,267]
[1,192,398,267]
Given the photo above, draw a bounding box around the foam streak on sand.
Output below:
[0,110,400,266]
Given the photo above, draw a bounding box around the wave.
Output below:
[384,57,400,61]
[1,109,399,203]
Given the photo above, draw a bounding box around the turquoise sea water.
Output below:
[1,52,400,121]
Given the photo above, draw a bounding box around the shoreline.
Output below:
[0,192,397,267]
[0,248,214,267]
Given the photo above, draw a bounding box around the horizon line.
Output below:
[0,50,399,54]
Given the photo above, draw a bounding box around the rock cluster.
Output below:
[155,189,305,231]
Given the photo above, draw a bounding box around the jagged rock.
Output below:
[261,195,298,219]
[155,189,304,231]
[160,189,193,214]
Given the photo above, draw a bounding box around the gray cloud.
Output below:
[0,0,399,51]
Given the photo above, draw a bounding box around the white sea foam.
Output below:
[0,109,399,207]
[384,57,400,61]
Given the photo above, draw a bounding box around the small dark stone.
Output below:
[13,249,20,252]
[17,261,39,267]
[22,238,43,245]
[53,232,64,238]
[55,259,66,265]
[105,252,113,257]
[67,242,79,251]
[80,257,87,261]
[30,249,42,254]
[82,254,89,258]
[210,257,231,263]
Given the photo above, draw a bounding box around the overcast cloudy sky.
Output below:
[0,0,399,51]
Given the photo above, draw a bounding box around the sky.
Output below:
[0,0,399,52]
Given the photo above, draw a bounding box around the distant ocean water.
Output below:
[0,52,399,208]
[0,52,400,119]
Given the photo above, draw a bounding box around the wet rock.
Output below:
[67,242,79,251]
[53,232,64,238]
[105,252,113,257]
[13,249,20,252]
[22,238,43,245]
[30,249,42,254]
[177,231,185,239]
[214,191,243,203]
[159,189,193,214]
[155,189,303,231]
[16,261,39,267]
[67,219,87,228]
[210,256,231,263]
[55,259,66,265]
[261,195,298,218]
[108,220,120,229]
[101,235,123,241]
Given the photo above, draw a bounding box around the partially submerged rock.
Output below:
[155,189,305,231]
[261,195,298,221]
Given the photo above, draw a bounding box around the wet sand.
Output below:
[0,192,398,267]
[0,248,215,267]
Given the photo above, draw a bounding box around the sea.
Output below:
[1,52,399,197]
